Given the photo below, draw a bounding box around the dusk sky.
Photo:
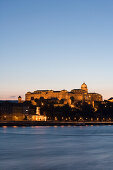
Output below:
[0,0,113,100]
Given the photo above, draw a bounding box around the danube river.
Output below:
[0,126,113,170]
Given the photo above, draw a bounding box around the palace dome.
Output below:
[81,83,87,88]
[81,83,88,92]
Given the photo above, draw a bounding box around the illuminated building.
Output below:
[29,107,46,121]
[25,83,102,106]
[108,98,113,102]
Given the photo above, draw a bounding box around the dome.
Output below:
[81,83,88,92]
[81,83,87,88]
[18,96,21,98]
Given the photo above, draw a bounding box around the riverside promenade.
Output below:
[0,121,113,126]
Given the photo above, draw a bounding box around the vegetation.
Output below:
[40,101,113,122]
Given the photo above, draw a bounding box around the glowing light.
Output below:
[55,117,57,121]
[3,126,7,128]
[97,118,99,121]
[91,118,93,121]
[13,126,17,128]
[44,116,47,121]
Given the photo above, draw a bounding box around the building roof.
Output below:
[108,97,113,100]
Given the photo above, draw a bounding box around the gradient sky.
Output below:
[0,0,113,100]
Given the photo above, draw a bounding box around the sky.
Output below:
[0,0,113,100]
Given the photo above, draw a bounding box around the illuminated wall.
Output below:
[25,83,103,105]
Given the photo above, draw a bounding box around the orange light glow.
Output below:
[3,126,7,128]
[13,126,17,128]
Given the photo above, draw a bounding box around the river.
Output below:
[0,125,113,170]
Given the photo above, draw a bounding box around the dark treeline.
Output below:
[40,101,113,122]
[0,98,113,122]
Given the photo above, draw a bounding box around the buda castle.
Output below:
[25,83,102,106]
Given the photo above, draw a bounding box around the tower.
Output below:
[18,96,22,103]
[81,83,88,93]
[36,107,40,115]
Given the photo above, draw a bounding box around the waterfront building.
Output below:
[108,98,113,102]
[28,107,46,121]
[25,83,102,106]
[0,101,35,121]
[0,100,46,122]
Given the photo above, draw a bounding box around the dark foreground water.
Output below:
[0,126,113,170]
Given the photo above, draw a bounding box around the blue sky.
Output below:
[0,0,113,100]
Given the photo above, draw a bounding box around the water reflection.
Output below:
[0,126,113,170]
[2,126,7,128]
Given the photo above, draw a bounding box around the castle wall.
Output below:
[25,91,70,101]
[25,84,103,105]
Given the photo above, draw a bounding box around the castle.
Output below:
[25,83,102,106]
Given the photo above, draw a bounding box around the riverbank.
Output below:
[1,121,113,126]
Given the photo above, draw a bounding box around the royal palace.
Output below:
[25,83,102,106]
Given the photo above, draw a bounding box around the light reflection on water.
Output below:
[0,126,113,170]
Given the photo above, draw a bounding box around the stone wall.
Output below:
[25,89,102,105]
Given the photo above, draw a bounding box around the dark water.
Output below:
[0,126,113,170]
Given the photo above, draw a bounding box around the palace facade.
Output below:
[25,83,102,106]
